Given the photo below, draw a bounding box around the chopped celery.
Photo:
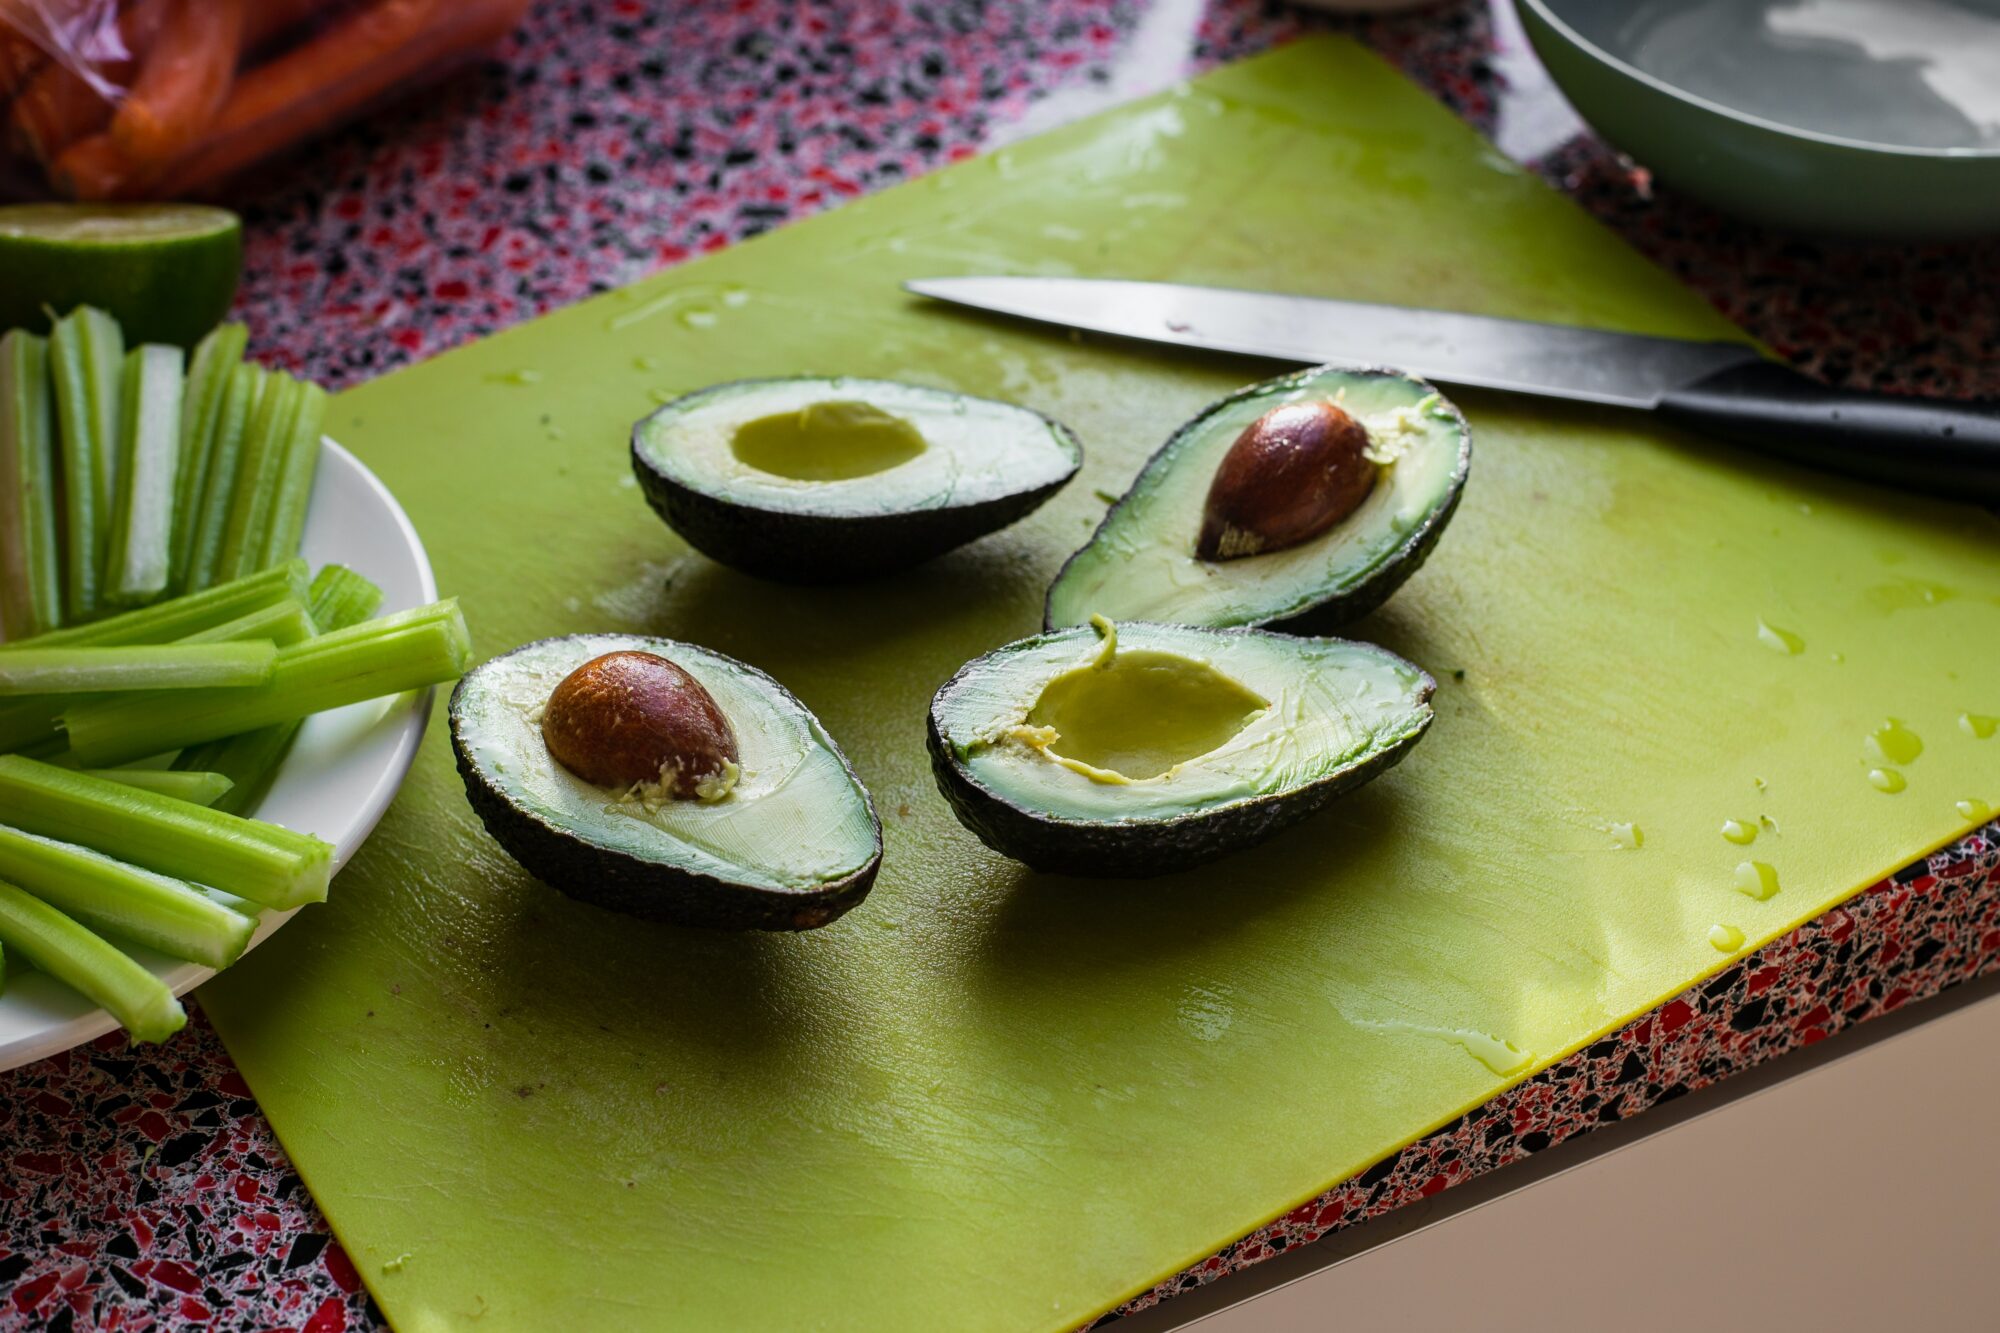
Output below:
[85,769,235,807]
[307,565,384,632]
[0,823,255,970]
[214,374,301,584]
[0,640,277,696]
[0,756,332,909]
[0,879,185,1043]
[184,365,265,594]
[0,330,62,640]
[104,344,187,606]
[173,725,298,816]
[169,324,248,590]
[260,381,328,569]
[49,307,124,620]
[183,599,317,650]
[0,560,308,651]
[66,599,470,767]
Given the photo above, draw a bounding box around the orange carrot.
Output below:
[6,0,167,164]
[160,0,527,196]
[242,0,329,57]
[110,0,242,166]
[0,26,48,103]
[49,126,142,198]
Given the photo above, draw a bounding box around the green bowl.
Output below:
[1516,0,2000,238]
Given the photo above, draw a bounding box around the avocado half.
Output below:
[1045,365,1470,632]
[450,633,882,930]
[927,618,1434,877]
[632,376,1083,582]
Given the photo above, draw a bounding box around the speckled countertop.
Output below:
[2,3,1996,1329]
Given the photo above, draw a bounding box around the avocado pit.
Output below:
[1196,400,1376,561]
[730,400,928,481]
[541,650,740,799]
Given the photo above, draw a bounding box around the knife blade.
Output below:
[905,276,2000,504]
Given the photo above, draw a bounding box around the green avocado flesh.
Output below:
[935,620,1431,826]
[452,634,877,895]
[1046,366,1468,630]
[637,377,1079,519]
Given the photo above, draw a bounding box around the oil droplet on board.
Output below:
[1709,924,1746,953]
[1756,620,1804,655]
[1962,713,1998,740]
[1864,719,1923,766]
[1957,799,1995,822]
[1733,861,1780,901]
[1606,822,1643,850]
[1349,1018,1532,1076]
[1868,768,1907,793]
[1721,819,1757,845]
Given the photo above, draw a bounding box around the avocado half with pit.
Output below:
[1046,365,1470,631]
[928,617,1434,877]
[632,376,1083,582]
[450,633,882,930]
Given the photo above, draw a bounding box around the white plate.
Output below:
[0,440,437,1071]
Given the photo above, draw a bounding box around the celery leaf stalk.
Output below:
[0,879,185,1043]
[104,344,187,606]
[260,381,328,569]
[49,307,124,620]
[0,640,277,696]
[214,374,301,585]
[85,768,235,807]
[168,323,248,590]
[184,365,265,594]
[0,330,62,640]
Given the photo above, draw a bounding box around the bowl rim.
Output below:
[1519,0,2000,162]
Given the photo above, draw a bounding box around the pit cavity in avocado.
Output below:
[451,633,882,931]
[1046,365,1469,631]
[928,616,1435,877]
[633,376,1082,582]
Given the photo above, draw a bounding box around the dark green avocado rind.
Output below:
[925,624,1436,878]
[632,377,1084,583]
[1043,364,1472,632]
[449,636,884,932]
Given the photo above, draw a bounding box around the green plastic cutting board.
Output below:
[202,37,2000,1332]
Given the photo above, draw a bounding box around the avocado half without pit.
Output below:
[928,616,1435,877]
[450,634,882,930]
[632,376,1083,582]
[1046,365,1470,631]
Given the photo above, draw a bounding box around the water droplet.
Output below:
[1709,924,1746,953]
[1865,719,1923,766]
[1758,814,1780,832]
[1753,776,1768,791]
[1957,798,1995,822]
[1868,768,1907,794]
[1606,822,1642,850]
[1961,713,1998,740]
[1828,652,1845,664]
[1348,1018,1531,1075]
[1756,620,1804,655]
[1733,861,1780,901]
[719,284,750,308]
[1721,819,1757,846]
[632,355,659,371]
[677,307,718,330]
[486,368,541,386]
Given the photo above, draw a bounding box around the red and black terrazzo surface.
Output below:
[4,2,1998,1329]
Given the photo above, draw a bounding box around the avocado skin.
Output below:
[449,639,883,932]
[925,628,1436,878]
[631,379,1083,583]
[1043,365,1471,631]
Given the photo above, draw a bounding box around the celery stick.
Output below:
[214,374,301,585]
[0,880,185,1043]
[66,599,470,768]
[86,769,234,807]
[184,365,266,593]
[49,308,124,620]
[0,641,276,696]
[307,565,383,632]
[168,324,247,590]
[0,824,255,970]
[173,725,299,816]
[0,756,332,909]
[0,330,62,640]
[0,559,307,651]
[260,381,328,569]
[104,345,187,607]
[183,599,316,650]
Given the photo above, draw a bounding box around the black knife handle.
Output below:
[1656,360,2000,505]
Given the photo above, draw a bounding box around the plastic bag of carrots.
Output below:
[0,0,530,200]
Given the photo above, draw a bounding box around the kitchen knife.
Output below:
[906,276,2000,504]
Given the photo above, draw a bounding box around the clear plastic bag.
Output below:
[0,0,530,201]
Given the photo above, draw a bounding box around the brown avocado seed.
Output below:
[1195,400,1376,561]
[541,651,739,797]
